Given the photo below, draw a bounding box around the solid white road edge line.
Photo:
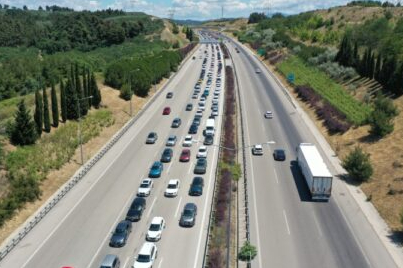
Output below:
[21,121,150,268]
[158,257,163,268]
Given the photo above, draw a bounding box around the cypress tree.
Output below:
[352,42,359,68]
[51,81,59,127]
[34,90,43,136]
[75,63,87,116]
[83,67,88,99]
[65,78,79,120]
[374,53,382,82]
[90,72,101,108]
[86,68,92,107]
[9,99,38,145]
[43,86,51,132]
[60,79,67,122]
[365,48,373,78]
[368,52,375,79]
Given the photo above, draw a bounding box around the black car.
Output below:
[189,177,204,196]
[273,149,286,161]
[171,117,182,128]
[126,197,146,222]
[186,103,193,111]
[166,92,173,98]
[204,134,214,145]
[160,148,173,163]
[188,124,198,134]
[109,220,132,247]
[179,203,197,227]
[192,117,201,126]
[194,158,207,174]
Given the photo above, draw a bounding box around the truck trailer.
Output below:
[296,143,332,200]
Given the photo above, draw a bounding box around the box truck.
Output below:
[296,143,332,200]
[205,119,215,136]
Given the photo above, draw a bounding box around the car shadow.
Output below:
[289,160,314,202]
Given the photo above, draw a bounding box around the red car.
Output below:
[163,107,171,115]
[179,149,191,162]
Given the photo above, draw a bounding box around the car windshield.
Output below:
[149,223,161,231]
[152,164,159,169]
[140,183,149,188]
[115,225,126,234]
[137,254,150,263]
[168,184,177,189]
[148,133,154,138]
[168,137,175,141]
[183,209,194,216]
[200,148,206,152]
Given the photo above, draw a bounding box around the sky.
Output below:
[0,0,386,20]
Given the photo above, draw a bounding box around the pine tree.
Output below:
[9,99,38,145]
[51,81,59,127]
[60,79,67,122]
[34,90,43,136]
[42,86,51,132]
[65,78,79,120]
[342,147,373,182]
[336,35,352,66]
[374,53,382,82]
[90,72,101,108]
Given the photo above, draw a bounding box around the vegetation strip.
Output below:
[207,63,240,267]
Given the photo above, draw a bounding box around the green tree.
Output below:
[34,90,43,135]
[75,64,87,116]
[65,78,79,120]
[90,72,101,108]
[60,79,67,122]
[374,53,382,81]
[8,99,38,145]
[42,86,51,132]
[119,83,132,100]
[51,81,59,127]
[342,147,373,182]
[172,23,179,34]
[238,241,258,262]
[369,109,394,137]
[335,34,353,67]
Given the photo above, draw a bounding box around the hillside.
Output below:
[234,3,403,231]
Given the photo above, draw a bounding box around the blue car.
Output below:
[149,161,163,178]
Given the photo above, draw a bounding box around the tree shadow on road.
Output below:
[387,231,403,247]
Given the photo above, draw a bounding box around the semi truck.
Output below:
[296,143,332,200]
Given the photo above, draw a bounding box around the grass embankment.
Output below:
[0,110,113,227]
[277,56,371,125]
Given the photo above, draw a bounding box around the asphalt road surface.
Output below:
[226,38,397,268]
[0,42,225,268]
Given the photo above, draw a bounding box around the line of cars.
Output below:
[99,43,223,268]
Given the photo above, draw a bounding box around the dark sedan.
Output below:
[189,177,204,196]
[109,220,132,247]
[194,158,207,174]
[126,197,146,222]
[179,203,197,227]
[204,134,214,145]
[188,124,198,134]
[160,148,173,163]
[273,149,286,161]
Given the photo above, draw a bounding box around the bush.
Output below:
[342,146,373,182]
[238,241,258,261]
[369,110,394,137]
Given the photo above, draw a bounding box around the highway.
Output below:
[225,38,397,268]
[0,41,224,268]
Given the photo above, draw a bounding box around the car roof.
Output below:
[151,216,164,225]
[184,203,197,209]
[254,144,263,149]
[185,135,192,139]
[138,242,155,255]
[199,146,207,150]
[101,254,118,266]
[168,179,179,184]
[133,197,146,205]
[168,135,176,139]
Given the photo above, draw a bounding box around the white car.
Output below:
[192,93,198,99]
[195,110,203,118]
[165,179,180,197]
[212,99,219,105]
[197,146,208,158]
[183,135,193,147]
[264,111,273,119]
[137,179,153,197]
[146,217,165,241]
[133,242,157,268]
[252,144,263,155]
[213,95,219,101]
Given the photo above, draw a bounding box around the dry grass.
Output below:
[160,20,189,47]
[0,79,166,244]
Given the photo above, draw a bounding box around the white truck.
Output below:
[296,143,332,200]
[205,119,215,136]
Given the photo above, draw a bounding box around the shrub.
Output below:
[238,241,258,261]
[342,146,373,182]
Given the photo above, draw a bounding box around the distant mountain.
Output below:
[174,19,205,25]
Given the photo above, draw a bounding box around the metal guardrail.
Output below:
[225,41,252,268]
[0,45,199,262]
